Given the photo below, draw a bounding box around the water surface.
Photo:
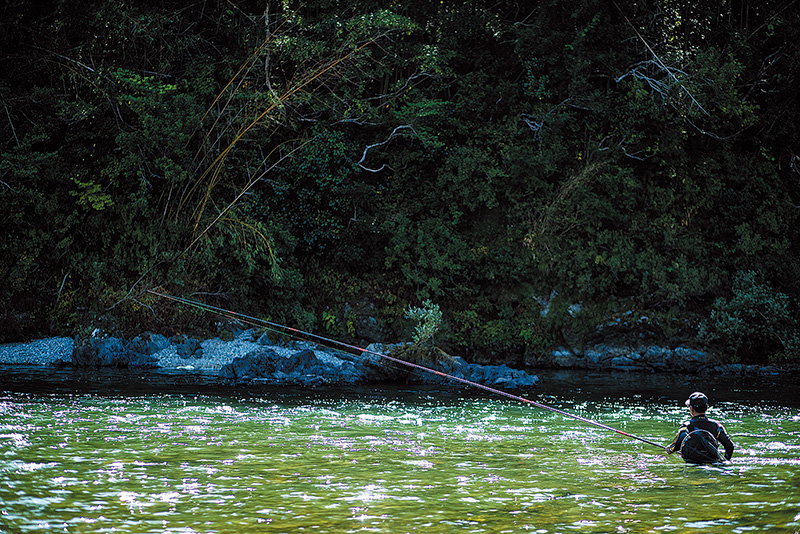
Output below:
[1,367,798,533]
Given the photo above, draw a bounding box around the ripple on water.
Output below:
[1,378,799,533]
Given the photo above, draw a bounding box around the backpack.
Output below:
[680,428,726,464]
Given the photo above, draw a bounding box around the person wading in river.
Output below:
[666,392,735,464]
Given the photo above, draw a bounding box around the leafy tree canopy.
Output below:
[1,0,798,363]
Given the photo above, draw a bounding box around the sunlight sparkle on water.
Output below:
[1,374,799,533]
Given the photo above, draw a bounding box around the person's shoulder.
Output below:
[703,416,727,431]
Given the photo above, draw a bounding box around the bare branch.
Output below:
[4,103,19,147]
[617,12,709,116]
[616,59,707,115]
[357,124,417,172]
[1,179,18,193]
[56,271,71,300]
[520,98,573,146]
[521,115,543,136]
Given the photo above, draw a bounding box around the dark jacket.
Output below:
[667,414,734,460]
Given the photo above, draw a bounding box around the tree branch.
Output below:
[616,59,707,115]
[357,124,417,172]
[616,10,709,116]
[4,103,19,147]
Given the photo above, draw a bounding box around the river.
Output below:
[1,366,798,533]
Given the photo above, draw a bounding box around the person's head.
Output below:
[685,391,708,414]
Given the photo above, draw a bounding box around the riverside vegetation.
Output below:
[1,1,799,366]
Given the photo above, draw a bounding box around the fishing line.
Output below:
[146,289,667,451]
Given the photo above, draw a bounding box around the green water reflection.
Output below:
[1,369,799,533]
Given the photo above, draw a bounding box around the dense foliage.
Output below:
[2,0,798,363]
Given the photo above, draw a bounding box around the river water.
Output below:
[1,366,798,533]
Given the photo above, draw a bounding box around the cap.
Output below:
[685,392,709,411]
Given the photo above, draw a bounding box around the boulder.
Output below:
[218,347,281,381]
[552,348,579,368]
[71,334,158,368]
[583,349,608,369]
[609,354,639,371]
[127,332,171,357]
[171,335,202,359]
[336,360,365,384]
[664,347,712,372]
[278,349,323,375]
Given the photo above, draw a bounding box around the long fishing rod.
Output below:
[146,289,667,451]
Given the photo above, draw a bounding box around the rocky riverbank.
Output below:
[536,344,789,375]
[2,331,795,386]
[0,330,541,389]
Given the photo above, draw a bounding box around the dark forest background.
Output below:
[2,0,799,364]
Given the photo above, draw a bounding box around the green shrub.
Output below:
[699,271,799,362]
[405,300,442,346]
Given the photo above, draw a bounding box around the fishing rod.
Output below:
[146,289,667,451]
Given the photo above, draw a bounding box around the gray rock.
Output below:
[171,335,202,359]
[219,347,281,381]
[279,349,322,374]
[127,332,170,356]
[552,348,578,368]
[337,361,364,384]
[672,347,713,368]
[72,335,157,368]
[641,346,669,364]
[609,355,639,371]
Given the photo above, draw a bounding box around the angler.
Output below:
[666,392,735,464]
